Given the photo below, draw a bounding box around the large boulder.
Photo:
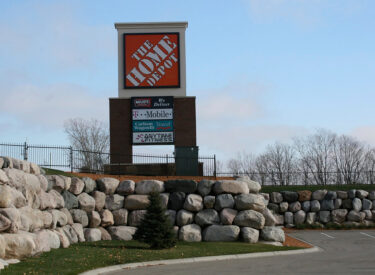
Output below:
[352,198,362,212]
[281,191,298,203]
[356,190,369,199]
[71,223,85,242]
[310,200,320,212]
[301,201,311,212]
[105,194,124,211]
[70,209,89,227]
[279,202,288,213]
[183,194,203,212]
[116,180,135,195]
[96,178,120,195]
[334,199,342,209]
[69,178,85,195]
[128,210,147,227]
[100,209,114,227]
[348,189,356,199]
[164,180,198,193]
[84,228,102,242]
[0,185,13,208]
[342,199,352,209]
[2,232,37,259]
[50,209,68,228]
[368,191,375,200]
[34,230,60,252]
[288,201,301,213]
[0,208,20,233]
[82,177,97,193]
[61,191,78,210]
[0,169,9,184]
[312,190,328,201]
[233,210,265,229]
[234,176,261,193]
[92,191,106,211]
[215,194,234,210]
[284,212,293,225]
[124,195,149,210]
[195,209,220,227]
[241,227,259,243]
[179,224,202,242]
[98,227,112,240]
[261,226,285,243]
[168,192,186,211]
[213,180,249,195]
[297,190,312,202]
[176,210,194,227]
[325,191,337,200]
[337,191,348,199]
[235,193,266,211]
[321,200,335,211]
[0,214,12,232]
[294,210,306,225]
[112,209,128,226]
[39,191,56,210]
[166,209,176,225]
[261,208,277,226]
[347,210,363,222]
[88,211,101,228]
[202,225,240,242]
[48,190,64,209]
[270,192,283,203]
[220,208,237,225]
[54,228,70,248]
[107,226,137,241]
[77,193,96,212]
[331,209,348,223]
[203,195,215,209]
[362,199,372,210]
[45,175,70,192]
[62,225,79,244]
[319,211,331,223]
[135,180,164,194]
[306,212,316,224]
[197,180,215,196]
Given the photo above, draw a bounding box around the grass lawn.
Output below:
[2,240,300,275]
[42,168,79,178]
[261,183,375,193]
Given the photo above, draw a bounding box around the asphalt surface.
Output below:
[103,230,375,275]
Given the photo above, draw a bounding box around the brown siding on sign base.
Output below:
[174,97,196,147]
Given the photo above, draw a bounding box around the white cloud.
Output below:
[350,126,375,147]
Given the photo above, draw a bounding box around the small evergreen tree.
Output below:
[134,191,176,249]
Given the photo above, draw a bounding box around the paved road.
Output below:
[105,230,375,275]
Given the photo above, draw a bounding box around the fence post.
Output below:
[69,147,73,173]
[213,154,217,179]
[23,142,28,161]
[166,154,169,177]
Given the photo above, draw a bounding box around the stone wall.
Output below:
[0,157,284,261]
[268,190,375,227]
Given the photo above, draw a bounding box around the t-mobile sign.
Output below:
[124,33,180,89]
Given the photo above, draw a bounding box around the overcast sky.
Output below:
[0,0,374,162]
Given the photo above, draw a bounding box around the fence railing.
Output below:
[0,142,217,176]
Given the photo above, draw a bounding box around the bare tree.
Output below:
[64,118,109,172]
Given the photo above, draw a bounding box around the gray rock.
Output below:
[334,198,342,209]
[324,191,337,200]
[347,210,363,222]
[348,189,356,199]
[48,190,65,209]
[279,202,288,213]
[41,211,54,228]
[362,199,372,210]
[50,209,68,228]
[235,193,266,211]
[0,208,20,233]
[270,192,283,203]
[105,194,124,211]
[70,209,88,227]
[71,223,85,242]
[179,224,202,242]
[176,210,194,226]
[331,209,348,223]
[164,180,198,193]
[220,208,237,225]
[261,208,277,226]
[166,210,176,225]
[62,225,78,244]
[261,226,285,243]
[46,175,69,193]
[288,201,301,213]
[116,180,135,195]
[268,203,280,213]
[312,190,328,201]
[215,194,234,210]
[352,198,362,211]
[124,195,149,210]
[82,177,96,193]
[183,194,203,212]
[84,228,101,242]
[128,210,146,227]
[356,190,369,199]
[96,178,120,195]
[235,176,261,193]
[88,211,101,228]
[160,193,169,209]
[69,178,85,195]
[202,225,240,242]
[77,193,95,212]
[233,210,265,229]
[241,227,259,243]
[342,199,352,209]
[112,209,128,225]
[321,200,335,211]
[301,201,311,212]
[107,226,137,240]
[336,191,348,199]
[319,211,331,223]
[306,212,316,224]
[168,192,186,211]
[98,227,112,240]
[294,210,306,225]
[203,196,215,209]
[100,209,114,227]
[197,180,215,196]
[363,210,372,220]
[61,191,78,210]
[195,209,220,227]
[310,200,320,212]
[212,180,249,195]
[274,214,284,225]
[0,214,11,232]
[368,191,375,200]
[92,191,106,211]
[281,191,298,203]
[135,180,164,194]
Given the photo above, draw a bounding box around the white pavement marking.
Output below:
[320,233,335,239]
[360,232,375,239]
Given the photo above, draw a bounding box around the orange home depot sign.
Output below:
[124,33,180,88]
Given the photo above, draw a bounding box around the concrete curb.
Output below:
[80,246,322,275]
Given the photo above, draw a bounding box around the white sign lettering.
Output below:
[132,109,173,120]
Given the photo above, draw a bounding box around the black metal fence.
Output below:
[0,142,217,176]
